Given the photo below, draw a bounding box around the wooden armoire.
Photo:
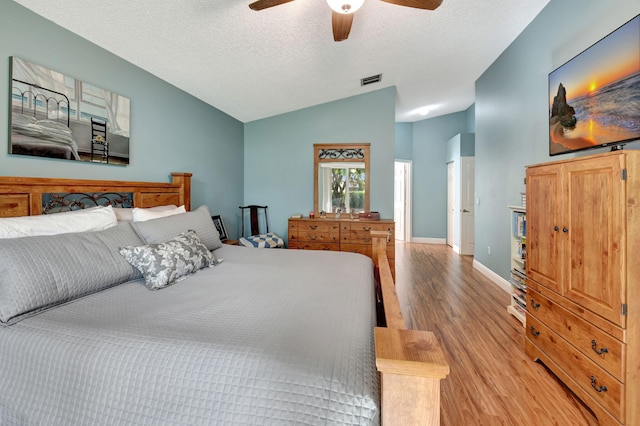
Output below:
[525,151,639,426]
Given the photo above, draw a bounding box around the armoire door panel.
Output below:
[526,165,563,294]
[563,156,625,327]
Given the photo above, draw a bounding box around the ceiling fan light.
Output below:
[326,0,365,14]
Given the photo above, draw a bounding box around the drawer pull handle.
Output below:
[554,226,559,232]
[309,225,318,230]
[562,227,569,233]
[529,326,540,337]
[590,376,607,393]
[591,340,609,355]
[529,299,540,310]
[362,226,372,231]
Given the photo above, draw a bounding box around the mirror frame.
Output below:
[313,143,370,215]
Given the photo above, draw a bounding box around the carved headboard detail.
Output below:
[42,193,134,214]
[0,172,192,218]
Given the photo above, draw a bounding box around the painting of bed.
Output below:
[9,56,131,165]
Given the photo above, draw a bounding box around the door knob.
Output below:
[462,209,470,213]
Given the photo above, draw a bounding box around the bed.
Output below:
[10,79,81,161]
[0,173,448,425]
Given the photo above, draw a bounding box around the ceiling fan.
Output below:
[248,0,443,42]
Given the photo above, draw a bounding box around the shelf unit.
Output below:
[507,205,526,326]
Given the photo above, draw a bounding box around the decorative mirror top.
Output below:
[318,148,366,160]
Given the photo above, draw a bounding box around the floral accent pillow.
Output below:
[119,230,220,290]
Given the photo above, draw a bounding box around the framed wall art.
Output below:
[9,56,131,165]
[211,215,229,241]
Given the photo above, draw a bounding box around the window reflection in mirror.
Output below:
[318,162,366,213]
[314,143,370,216]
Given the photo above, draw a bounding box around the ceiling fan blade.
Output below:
[332,11,354,42]
[379,0,442,10]
[249,0,295,11]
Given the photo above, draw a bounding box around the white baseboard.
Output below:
[411,237,446,244]
[472,259,511,294]
[452,244,460,254]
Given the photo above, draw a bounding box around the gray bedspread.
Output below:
[0,245,379,425]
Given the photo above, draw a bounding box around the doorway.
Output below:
[447,162,455,247]
[394,160,412,242]
[447,157,475,255]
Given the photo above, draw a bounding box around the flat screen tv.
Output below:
[549,14,640,156]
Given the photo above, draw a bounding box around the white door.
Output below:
[394,161,412,242]
[447,162,455,248]
[460,157,475,255]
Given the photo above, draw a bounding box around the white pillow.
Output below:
[113,205,178,222]
[132,205,186,222]
[0,205,118,238]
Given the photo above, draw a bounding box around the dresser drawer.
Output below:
[288,222,298,240]
[288,241,340,251]
[297,230,339,243]
[527,315,624,422]
[341,222,394,244]
[343,229,373,244]
[349,222,393,234]
[528,288,624,381]
[298,222,339,233]
[341,243,371,256]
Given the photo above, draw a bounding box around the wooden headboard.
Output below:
[0,172,192,218]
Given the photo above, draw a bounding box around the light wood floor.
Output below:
[394,242,599,426]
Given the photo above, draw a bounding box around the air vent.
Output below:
[361,74,382,86]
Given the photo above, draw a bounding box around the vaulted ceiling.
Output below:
[14,0,550,123]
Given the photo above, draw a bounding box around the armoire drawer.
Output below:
[527,315,624,422]
[528,288,624,381]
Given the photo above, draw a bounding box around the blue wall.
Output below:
[474,0,640,280]
[395,123,413,161]
[395,105,475,242]
[0,2,245,237]
[243,87,396,240]
[410,110,470,239]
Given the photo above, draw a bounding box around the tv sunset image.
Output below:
[549,15,640,155]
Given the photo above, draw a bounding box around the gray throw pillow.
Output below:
[119,230,219,290]
[0,222,144,325]
[131,205,222,251]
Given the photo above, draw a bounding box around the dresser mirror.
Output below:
[314,143,370,216]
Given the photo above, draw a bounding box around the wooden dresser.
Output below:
[524,151,639,426]
[288,217,395,277]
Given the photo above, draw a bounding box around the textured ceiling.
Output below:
[13,0,550,123]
